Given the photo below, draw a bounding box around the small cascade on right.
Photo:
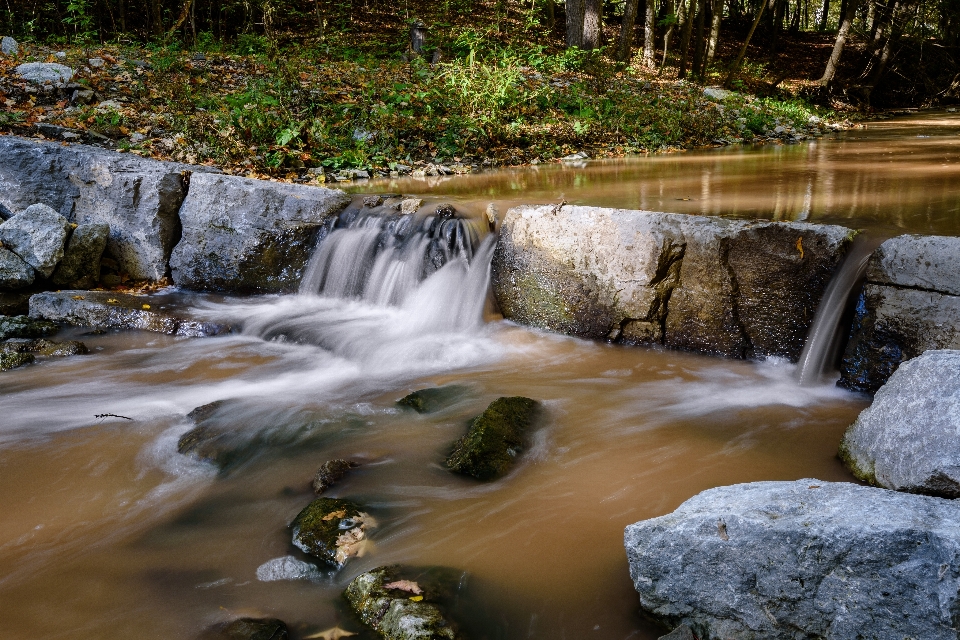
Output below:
[796,236,882,386]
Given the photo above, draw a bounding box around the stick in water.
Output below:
[95,413,134,421]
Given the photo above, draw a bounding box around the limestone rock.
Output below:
[290,497,375,569]
[0,351,33,371]
[493,205,852,360]
[344,566,460,640]
[255,555,322,582]
[397,385,468,414]
[0,136,205,280]
[15,62,73,84]
[840,235,960,392]
[311,459,358,494]
[1,36,17,56]
[624,479,960,640]
[446,397,539,480]
[200,617,289,640]
[51,222,109,288]
[0,247,35,289]
[169,172,350,293]
[0,315,57,340]
[840,350,960,497]
[28,291,229,337]
[0,203,71,278]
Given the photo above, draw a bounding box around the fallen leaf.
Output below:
[71,295,85,300]
[409,595,424,602]
[304,627,357,640]
[141,304,151,309]
[384,580,423,595]
[322,509,347,521]
[106,298,119,303]
[796,237,804,259]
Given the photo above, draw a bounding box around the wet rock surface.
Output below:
[199,617,289,640]
[1,337,88,356]
[290,497,375,569]
[0,247,35,289]
[0,315,57,340]
[344,565,461,640]
[170,172,350,293]
[624,479,960,640]
[312,459,359,494]
[29,290,230,336]
[840,350,960,497]
[396,386,468,414]
[493,205,853,361]
[0,351,33,371]
[446,397,539,480]
[51,222,109,288]
[0,203,71,278]
[840,234,960,392]
[0,136,205,280]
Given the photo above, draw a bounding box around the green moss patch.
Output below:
[445,396,539,480]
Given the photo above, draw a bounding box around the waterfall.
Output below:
[796,237,881,386]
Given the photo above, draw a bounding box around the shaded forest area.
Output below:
[4,0,957,107]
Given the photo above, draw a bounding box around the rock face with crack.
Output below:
[290,497,375,569]
[51,222,110,288]
[492,205,853,361]
[29,290,229,336]
[840,350,960,497]
[344,566,460,640]
[624,479,960,640]
[839,234,960,392]
[0,203,71,278]
[0,136,205,280]
[169,172,350,293]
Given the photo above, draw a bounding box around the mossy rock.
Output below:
[344,565,460,640]
[0,351,34,371]
[290,497,374,569]
[200,617,289,640]
[0,315,57,340]
[312,459,359,494]
[445,397,539,480]
[397,385,468,414]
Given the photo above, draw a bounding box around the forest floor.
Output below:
[0,14,876,183]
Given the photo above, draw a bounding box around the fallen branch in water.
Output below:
[95,413,134,421]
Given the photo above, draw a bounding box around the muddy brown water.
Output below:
[2,111,956,640]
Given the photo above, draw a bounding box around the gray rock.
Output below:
[0,315,57,340]
[0,202,14,220]
[493,205,853,360]
[625,479,960,640]
[840,234,960,392]
[840,350,960,497]
[312,459,359,494]
[169,172,350,293]
[28,291,230,337]
[255,555,322,582]
[0,351,33,371]
[659,625,696,640]
[1,338,87,356]
[0,136,208,280]
[0,247,35,289]
[0,203,71,278]
[290,497,375,569]
[15,62,73,84]
[51,223,109,288]
[88,57,104,68]
[703,87,733,101]
[1,36,17,56]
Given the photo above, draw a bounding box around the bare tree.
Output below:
[724,0,767,86]
[643,0,657,66]
[704,0,724,69]
[582,0,602,49]
[819,0,862,86]
[676,0,694,77]
[566,0,585,47]
[617,0,642,61]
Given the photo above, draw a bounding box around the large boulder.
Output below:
[169,173,350,293]
[624,479,960,640]
[840,350,960,497]
[0,136,205,280]
[15,62,73,84]
[840,234,960,392]
[0,247,35,289]
[28,290,229,336]
[51,222,109,288]
[493,205,853,360]
[1,36,17,56]
[0,203,71,278]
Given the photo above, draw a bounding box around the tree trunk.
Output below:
[723,0,766,86]
[617,0,641,61]
[661,0,681,71]
[151,0,163,36]
[582,0,602,49]
[566,0,585,47]
[118,0,126,33]
[818,0,829,30]
[818,0,860,86]
[643,0,656,66]
[692,0,708,76]
[677,0,694,77]
[705,0,723,70]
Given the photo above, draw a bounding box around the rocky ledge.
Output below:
[493,205,854,361]
[624,479,960,639]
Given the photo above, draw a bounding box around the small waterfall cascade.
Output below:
[796,237,881,386]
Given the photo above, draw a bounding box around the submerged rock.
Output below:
[0,247,35,289]
[169,172,350,293]
[28,291,229,337]
[290,497,375,569]
[840,235,960,392]
[840,350,960,497]
[255,555,322,582]
[312,459,359,494]
[493,205,852,360]
[624,479,960,640]
[446,397,539,480]
[51,222,109,288]
[0,203,71,278]
[1,338,87,356]
[344,565,460,640]
[200,617,289,640]
[397,385,468,414]
[0,315,57,340]
[0,351,34,371]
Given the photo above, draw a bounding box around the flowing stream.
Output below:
[1,111,957,639]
